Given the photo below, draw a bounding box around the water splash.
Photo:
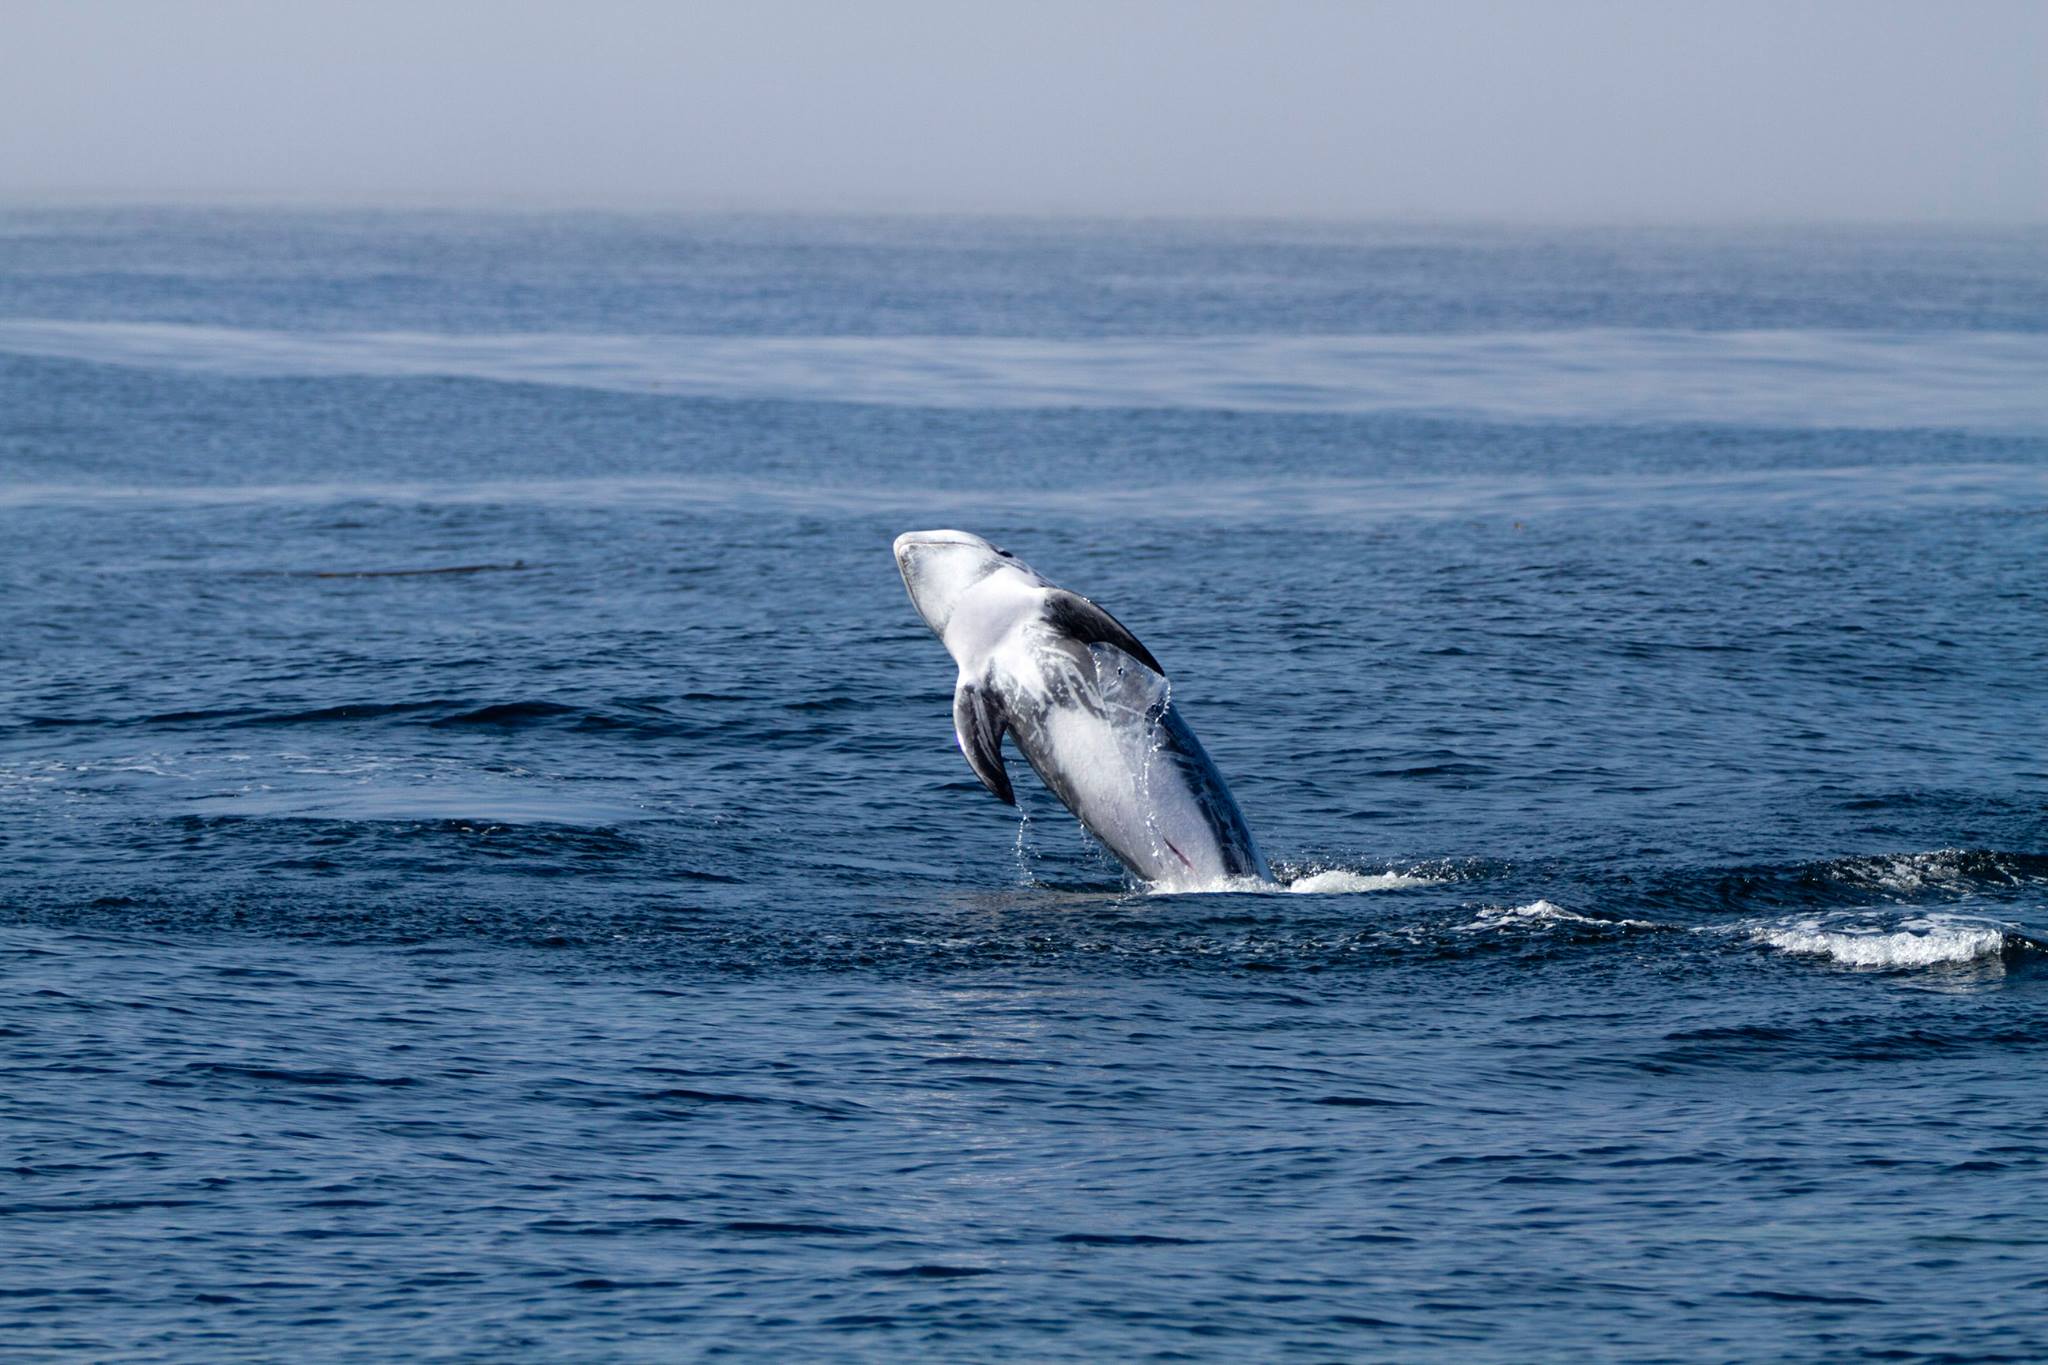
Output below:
[1286,868,1443,895]
[1010,804,1034,883]
[1752,914,2013,968]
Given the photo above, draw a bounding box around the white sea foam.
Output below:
[1473,899,1580,924]
[1,320,2042,433]
[1137,866,1441,896]
[1753,915,2009,968]
[1461,900,1659,931]
[1287,869,1440,894]
[1140,875,1268,896]
[1825,850,2037,896]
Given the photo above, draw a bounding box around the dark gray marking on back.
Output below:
[1040,591,1166,677]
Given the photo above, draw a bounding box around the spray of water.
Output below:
[1011,802,1034,884]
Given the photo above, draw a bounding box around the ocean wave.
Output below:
[1,319,2042,432]
[1641,848,2048,915]
[13,696,696,739]
[1819,850,2048,896]
[1460,900,1660,932]
[1751,914,2013,968]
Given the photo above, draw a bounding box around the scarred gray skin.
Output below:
[894,530,1271,891]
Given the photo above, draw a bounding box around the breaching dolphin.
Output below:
[894,530,1271,890]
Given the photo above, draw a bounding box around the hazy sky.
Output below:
[3,0,2041,221]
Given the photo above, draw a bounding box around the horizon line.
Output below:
[2,188,2043,233]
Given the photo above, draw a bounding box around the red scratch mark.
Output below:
[1163,836,1194,870]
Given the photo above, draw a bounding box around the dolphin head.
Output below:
[893,529,1032,636]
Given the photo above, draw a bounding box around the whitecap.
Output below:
[1753,915,2009,968]
[1460,900,1658,931]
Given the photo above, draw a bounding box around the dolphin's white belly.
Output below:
[996,635,1266,889]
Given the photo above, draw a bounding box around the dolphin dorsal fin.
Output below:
[1042,591,1166,676]
[953,680,1015,805]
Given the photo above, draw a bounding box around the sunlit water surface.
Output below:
[2,212,2045,1361]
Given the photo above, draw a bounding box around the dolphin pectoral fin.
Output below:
[1043,591,1166,676]
[953,681,1016,806]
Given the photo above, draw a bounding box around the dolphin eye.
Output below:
[996,550,1014,559]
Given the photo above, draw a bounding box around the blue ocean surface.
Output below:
[1,209,2044,1361]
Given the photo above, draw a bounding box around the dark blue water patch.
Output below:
[1312,1095,1425,1108]
[1053,1233,1205,1247]
[429,701,584,728]
[15,697,778,747]
[295,561,530,579]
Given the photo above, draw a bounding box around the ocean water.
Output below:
[2,209,2045,1361]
